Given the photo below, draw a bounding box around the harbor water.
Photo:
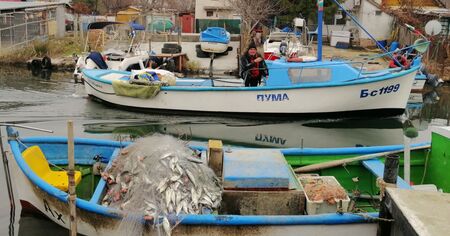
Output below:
[0,68,449,235]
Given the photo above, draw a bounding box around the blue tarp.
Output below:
[129,22,145,31]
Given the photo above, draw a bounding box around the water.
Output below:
[0,68,449,235]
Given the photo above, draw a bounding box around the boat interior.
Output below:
[13,133,449,217]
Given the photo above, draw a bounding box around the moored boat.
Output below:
[73,22,149,82]
[4,124,450,236]
[199,27,231,54]
[82,59,419,118]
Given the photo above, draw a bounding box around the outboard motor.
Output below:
[426,74,444,88]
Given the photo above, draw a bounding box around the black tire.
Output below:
[41,56,52,69]
[31,59,41,76]
[163,43,182,51]
[161,47,181,54]
[196,48,209,58]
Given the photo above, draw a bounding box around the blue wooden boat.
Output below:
[199,27,231,53]
[4,124,450,235]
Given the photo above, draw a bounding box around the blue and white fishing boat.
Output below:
[82,1,423,118]
[199,27,231,54]
[82,59,418,117]
[4,123,450,236]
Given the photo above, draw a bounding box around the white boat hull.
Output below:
[83,69,417,117]
[200,42,229,53]
[411,78,426,91]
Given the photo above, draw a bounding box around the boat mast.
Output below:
[317,0,323,61]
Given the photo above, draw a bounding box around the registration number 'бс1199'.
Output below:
[360,84,400,98]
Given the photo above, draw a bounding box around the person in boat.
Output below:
[240,42,268,87]
[389,49,410,69]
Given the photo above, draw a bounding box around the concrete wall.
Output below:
[358,0,393,41]
[195,0,235,19]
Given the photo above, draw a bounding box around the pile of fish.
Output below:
[100,134,222,235]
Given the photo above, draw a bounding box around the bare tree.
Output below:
[227,0,281,52]
[166,0,195,12]
[101,0,134,14]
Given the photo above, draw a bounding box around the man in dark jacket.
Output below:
[240,43,269,87]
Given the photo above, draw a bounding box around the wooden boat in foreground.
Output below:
[4,124,450,235]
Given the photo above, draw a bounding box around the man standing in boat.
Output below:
[240,42,269,87]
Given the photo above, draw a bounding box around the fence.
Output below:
[0,8,56,53]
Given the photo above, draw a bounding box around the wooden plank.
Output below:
[362,159,412,189]
[220,189,305,215]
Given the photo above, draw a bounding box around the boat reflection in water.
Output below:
[83,118,407,148]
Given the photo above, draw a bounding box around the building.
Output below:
[0,1,66,51]
[323,0,448,47]
[195,0,240,33]
[116,6,141,23]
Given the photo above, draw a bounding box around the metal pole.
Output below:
[317,0,323,61]
[67,120,77,236]
[404,137,411,184]
[378,154,399,236]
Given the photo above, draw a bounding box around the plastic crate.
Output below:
[298,176,350,215]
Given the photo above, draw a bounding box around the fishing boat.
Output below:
[4,123,450,235]
[199,27,231,54]
[82,58,419,117]
[82,0,424,118]
[73,22,149,82]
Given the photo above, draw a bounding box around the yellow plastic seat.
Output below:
[22,145,82,192]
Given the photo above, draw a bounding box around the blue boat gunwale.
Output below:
[82,64,419,92]
[10,134,426,225]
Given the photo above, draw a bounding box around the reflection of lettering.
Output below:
[257,93,289,102]
[43,199,65,224]
[255,134,286,145]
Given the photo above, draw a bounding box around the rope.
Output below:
[349,212,395,223]
[376,177,397,200]
[420,149,431,184]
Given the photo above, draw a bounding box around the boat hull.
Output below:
[411,77,426,92]
[200,42,229,53]
[14,171,377,236]
[83,68,417,118]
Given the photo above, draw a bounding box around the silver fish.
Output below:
[175,202,183,215]
[163,217,171,236]
[181,200,188,214]
[185,169,197,187]
[170,174,181,182]
[157,178,169,193]
[191,187,199,206]
[160,153,173,160]
[175,164,184,175]
[165,189,171,206]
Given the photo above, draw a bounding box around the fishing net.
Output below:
[300,177,348,205]
[101,134,222,235]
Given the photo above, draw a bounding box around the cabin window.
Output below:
[206,10,213,17]
[375,10,382,16]
[288,68,331,84]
